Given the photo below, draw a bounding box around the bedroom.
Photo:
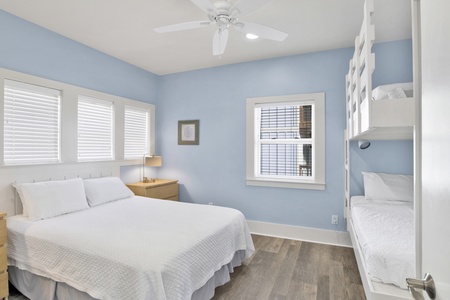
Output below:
[0,0,449,299]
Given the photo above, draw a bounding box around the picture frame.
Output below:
[178,120,199,145]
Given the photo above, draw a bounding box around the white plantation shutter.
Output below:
[124,105,149,159]
[4,79,61,165]
[77,95,114,161]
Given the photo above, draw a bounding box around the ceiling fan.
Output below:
[154,0,288,56]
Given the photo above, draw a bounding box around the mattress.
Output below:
[351,196,414,289]
[7,196,255,300]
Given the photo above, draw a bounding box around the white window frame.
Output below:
[124,105,150,160]
[0,67,155,167]
[3,79,61,166]
[246,93,325,190]
[77,95,114,162]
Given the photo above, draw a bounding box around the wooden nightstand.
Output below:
[126,179,179,201]
[0,212,8,299]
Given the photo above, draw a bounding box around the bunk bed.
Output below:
[344,0,416,299]
[345,0,415,141]
[347,174,415,300]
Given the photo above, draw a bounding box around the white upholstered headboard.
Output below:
[0,162,121,216]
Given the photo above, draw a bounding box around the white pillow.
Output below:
[12,183,28,216]
[362,172,414,202]
[387,87,407,99]
[372,82,413,100]
[83,177,134,207]
[16,178,89,221]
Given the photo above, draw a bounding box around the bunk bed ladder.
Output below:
[358,0,375,133]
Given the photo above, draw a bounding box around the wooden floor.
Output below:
[212,235,366,300]
[9,235,365,300]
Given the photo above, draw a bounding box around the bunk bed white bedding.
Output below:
[7,196,255,300]
[351,196,414,289]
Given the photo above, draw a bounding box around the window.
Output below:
[124,105,149,159]
[1,67,155,166]
[77,96,114,162]
[246,93,325,190]
[4,79,61,165]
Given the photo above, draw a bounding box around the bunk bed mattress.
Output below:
[7,196,255,300]
[351,197,414,289]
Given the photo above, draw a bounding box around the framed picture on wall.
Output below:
[178,120,199,145]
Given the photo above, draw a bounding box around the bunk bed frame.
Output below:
[345,0,415,141]
[344,0,416,299]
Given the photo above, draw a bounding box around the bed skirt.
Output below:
[9,249,246,300]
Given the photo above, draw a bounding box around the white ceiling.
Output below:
[0,0,412,75]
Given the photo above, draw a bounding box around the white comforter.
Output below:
[7,197,255,300]
[351,197,414,289]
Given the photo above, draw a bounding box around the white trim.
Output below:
[246,92,325,190]
[246,178,325,190]
[247,220,351,248]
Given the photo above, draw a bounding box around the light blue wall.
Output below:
[0,9,159,103]
[156,40,413,231]
[349,140,414,196]
[1,8,414,231]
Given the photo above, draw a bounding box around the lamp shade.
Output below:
[145,155,162,167]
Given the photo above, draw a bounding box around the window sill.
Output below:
[246,178,325,190]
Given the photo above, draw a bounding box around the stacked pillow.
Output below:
[14,177,134,221]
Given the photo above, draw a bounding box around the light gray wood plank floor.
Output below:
[9,234,366,300]
[212,234,366,300]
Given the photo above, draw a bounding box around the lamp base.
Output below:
[142,177,156,183]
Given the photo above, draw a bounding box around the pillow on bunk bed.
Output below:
[83,176,134,207]
[14,178,89,221]
[362,172,413,202]
[372,82,413,100]
[387,87,407,99]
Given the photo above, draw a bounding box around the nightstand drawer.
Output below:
[127,179,179,201]
[145,183,178,199]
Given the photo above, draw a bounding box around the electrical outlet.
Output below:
[332,215,338,225]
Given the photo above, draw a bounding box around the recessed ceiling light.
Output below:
[245,33,259,40]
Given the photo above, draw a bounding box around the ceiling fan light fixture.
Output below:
[245,33,259,40]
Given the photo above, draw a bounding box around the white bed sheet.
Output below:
[351,196,414,289]
[7,196,255,300]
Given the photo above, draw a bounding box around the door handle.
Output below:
[406,273,436,299]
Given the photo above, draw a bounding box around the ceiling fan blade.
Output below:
[230,0,274,16]
[190,0,217,14]
[154,21,211,33]
[238,22,288,41]
[213,29,229,56]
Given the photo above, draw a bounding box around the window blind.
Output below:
[124,105,149,159]
[258,105,312,177]
[77,95,113,161]
[4,79,61,165]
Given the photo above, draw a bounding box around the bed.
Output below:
[6,176,255,300]
[347,172,414,300]
[345,0,415,141]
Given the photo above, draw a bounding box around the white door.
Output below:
[419,0,450,298]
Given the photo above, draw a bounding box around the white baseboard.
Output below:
[247,220,352,248]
